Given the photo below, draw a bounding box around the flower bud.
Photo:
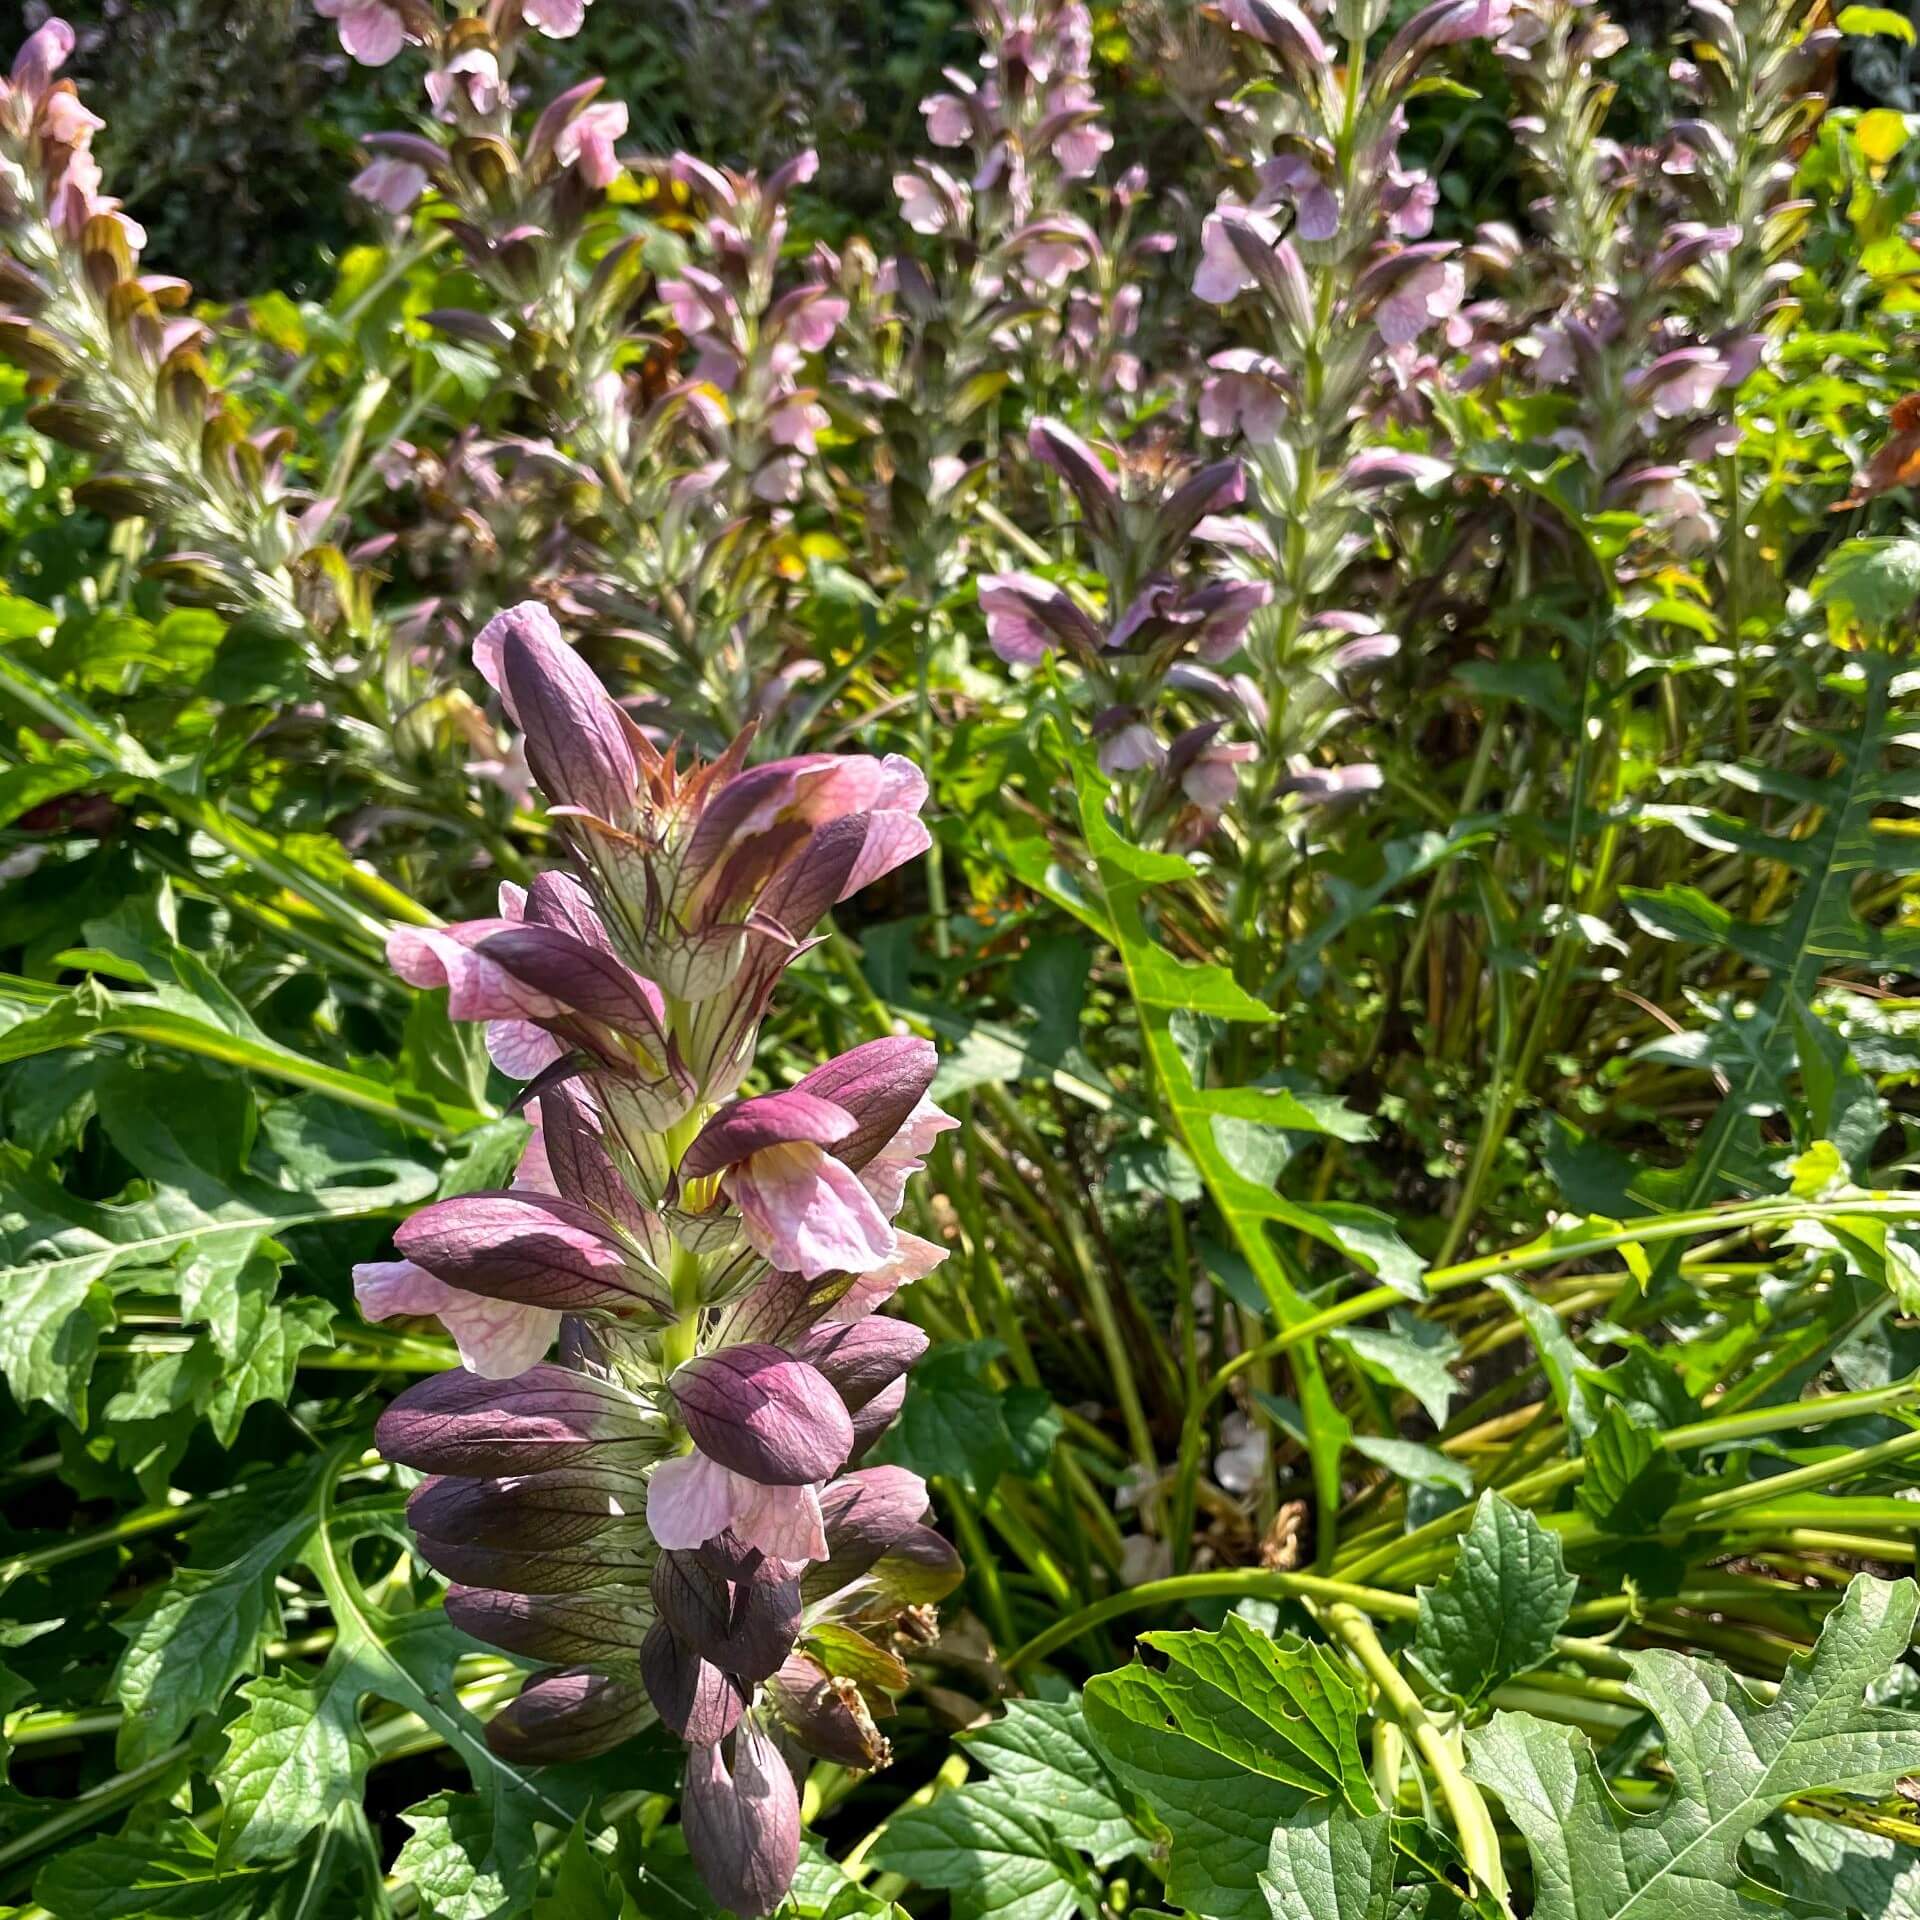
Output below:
[643,1621,752,1743]
[682,1721,802,1919]
[485,1666,653,1763]
[376,1364,662,1477]
[479,603,638,824]
[795,1318,929,1413]
[445,1582,656,1668]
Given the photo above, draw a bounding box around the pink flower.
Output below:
[821,1231,950,1323]
[1181,739,1258,811]
[858,1096,960,1216]
[979,572,1103,665]
[647,1448,829,1559]
[1200,350,1288,441]
[752,454,805,504]
[1258,154,1339,243]
[1194,210,1256,304]
[1631,348,1726,419]
[1375,258,1465,347]
[427,47,502,120]
[524,0,590,33]
[1012,219,1092,287]
[1098,722,1165,775]
[555,100,627,187]
[353,1260,561,1378]
[11,19,75,97]
[39,91,102,149]
[729,1141,896,1277]
[1048,83,1111,178]
[769,397,828,453]
[352,156,429,216]
[895,166,967,234]
[314,0,406,66]
[921,87,974,147]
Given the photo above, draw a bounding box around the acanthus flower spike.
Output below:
[364,603,957,1917]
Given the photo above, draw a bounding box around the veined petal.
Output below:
[486,1666,652,1763]
[681,1089,856,1179]
[486,1018,566,1079]
[728,1143,898,1279]
[641,1622,749,1742]
[792,1037,938,1169]
[858,1095,962,1216]
[375,1363,661,1477]
[388,922,562,1023]
[671,1345,853,1484]
[646,1447,744,1550]
[820,1231,951,1322]
[395,1191,661,1313]
[683,1720,802,1919]
[795,1318,928,1412]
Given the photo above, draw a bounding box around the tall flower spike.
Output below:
[365,605,959,1917]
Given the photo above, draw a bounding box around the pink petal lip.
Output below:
[647,1449,831,1561]
[728,1143,899,1279]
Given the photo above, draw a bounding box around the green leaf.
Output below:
[1467,1576,1920,1920]
[1575,1403,1683,1534]
[0,1249,112,1426]
[535,1822,643,1920]
[1350,1435,1473,1495]
[202,1293,336,1448]
[1262,1805,1480,1920]
[0,977,489,1139]
[1627,654,1920,1233]
[1084,1615,1376,1920]
[962,1697,1143,1867]
[869,1782,1086,1920]
[1413,1495,1577,1706]
[1489,1278,1585,1421]
[110,1473,322,1764]
[1333,1314,1462,1426]
[394,1791,537,1920]
[878,1341,1014,1498]
[33,1820,290,1919]
[214,1652,375,1861]
[1070,754,1422,1526]
[1128,949,1279,1022]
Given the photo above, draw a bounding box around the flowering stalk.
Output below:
[981,418,1273,844]
[0,21,343,658]
[638,151,849,736]
[356,603,960,1914]
[341,0,841,743]
[848,0,1125,597]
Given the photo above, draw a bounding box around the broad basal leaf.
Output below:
[1413,1494,1577,1706]
[961,1696,1144,1867]
[1262,1805,1479,1920]
[33,1819,292,1920]
[1084,1615,1376,1920]
[110,1468,326,1764]
[869,1782,1090,1920]
[394,1790,538,1920]
[214,1653,376,1861]
[1466,1575,1920,1920]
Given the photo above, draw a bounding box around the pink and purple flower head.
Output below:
[361,607,958,1914]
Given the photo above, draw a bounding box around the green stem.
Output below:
[1325,1603,1510,1908]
